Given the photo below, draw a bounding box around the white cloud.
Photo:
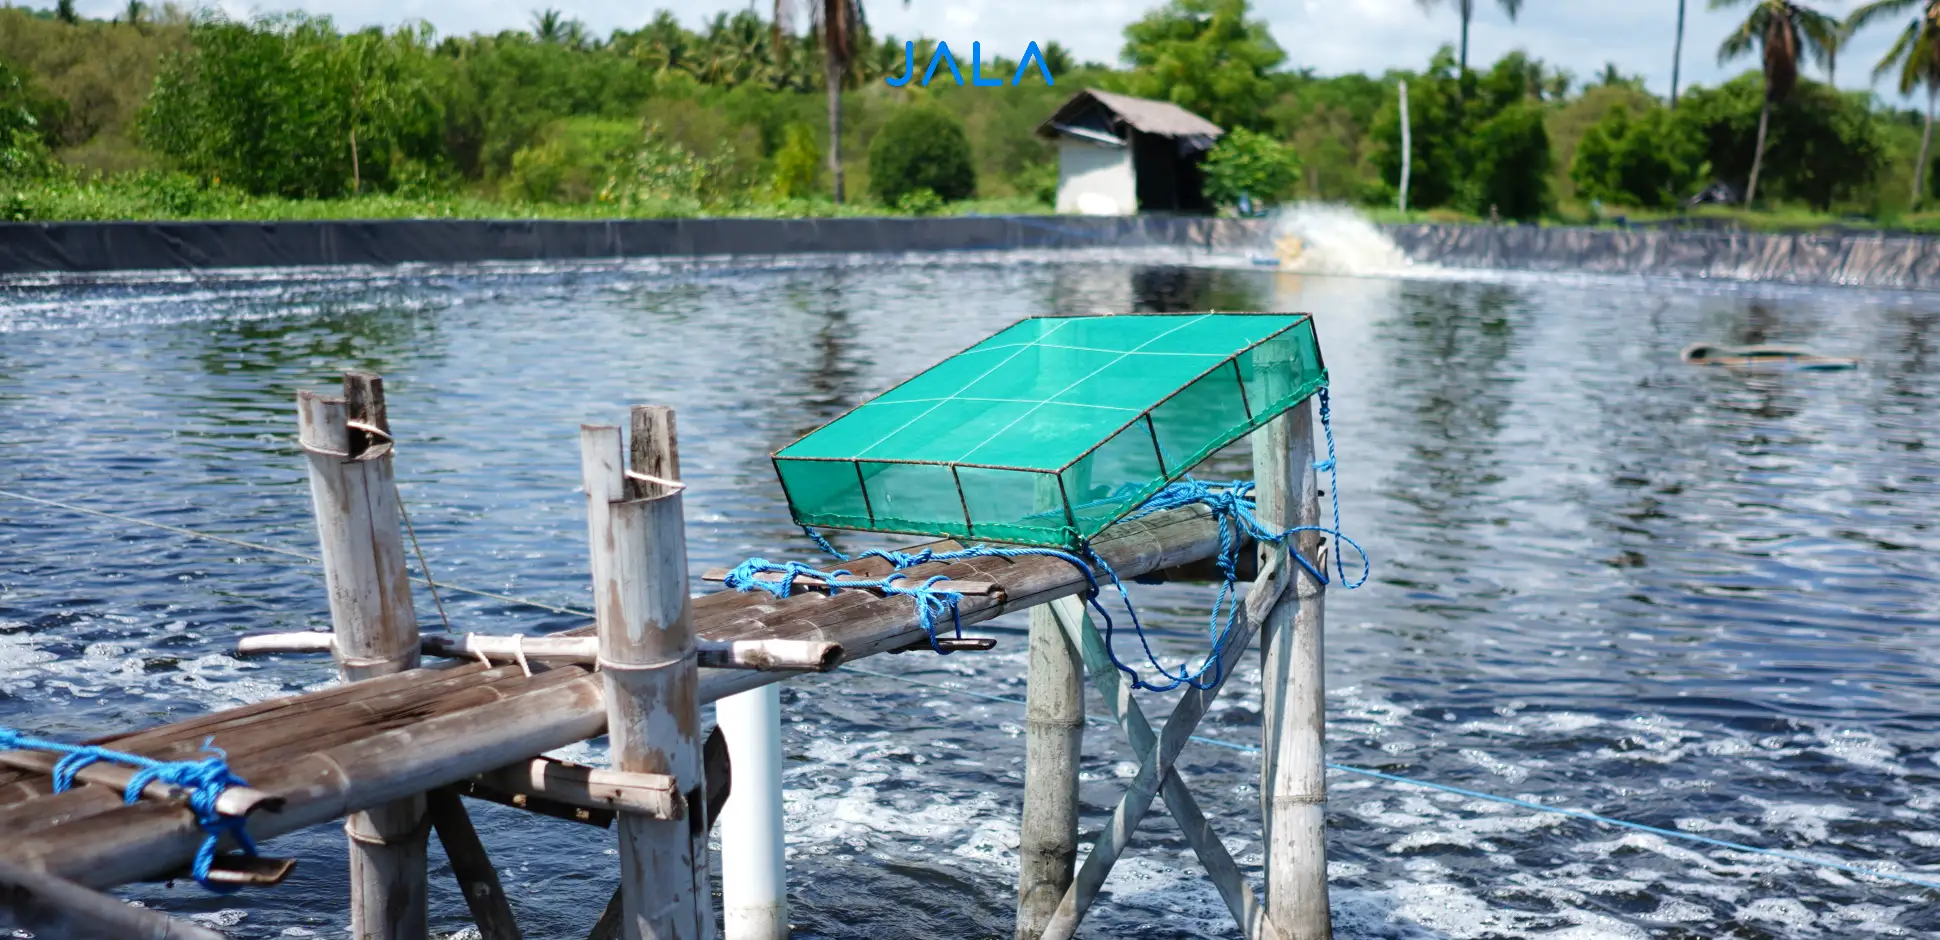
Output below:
[91,0,1929,105]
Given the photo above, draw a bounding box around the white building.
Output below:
[1036,90,1224,217]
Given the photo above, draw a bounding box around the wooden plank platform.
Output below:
[0,503,1232,892]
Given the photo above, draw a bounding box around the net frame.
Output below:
[772,312,1327,547]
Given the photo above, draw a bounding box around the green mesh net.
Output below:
[774,313,1327,547]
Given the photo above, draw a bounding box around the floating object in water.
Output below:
[1680,343,1859,371]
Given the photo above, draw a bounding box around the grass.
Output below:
[0,173,1057,223]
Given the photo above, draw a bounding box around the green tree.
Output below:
[1469,99,1550,219]
[1847,0,1940,208]
[1570,103,1707,207]
[1199,127,1301,208]
[1120,0,1284,131]
[1414,0,1523,94]
[867,106,974,205]
[54,0,77,25]
[1678,72,1884,209]
[0,62,58,179]
[1713,0,1840,203]
[337,24,440,194]
[771,121,820,198]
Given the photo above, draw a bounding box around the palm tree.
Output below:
[531,8,567,43]
[773,0,877,203]
[1414,0,1525,92]
[1714,0,1839,204]
[1672,0,1687,107]
[1848,0,1940,207]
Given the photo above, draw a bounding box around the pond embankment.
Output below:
[1383,222,1940,291]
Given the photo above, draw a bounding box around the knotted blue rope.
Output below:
[790,387,1371,693]
[0,728,258,892]
[723,559,976,652]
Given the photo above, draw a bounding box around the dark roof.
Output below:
[1036,90,1224,144]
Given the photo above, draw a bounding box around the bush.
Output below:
[504,117,638,202]
[867,107,975,206]
[1199,127,1301,209]
[771,122,819,199]
[1468,101,1551,221]
[1570,104,1706,209]
[599,122,743,211]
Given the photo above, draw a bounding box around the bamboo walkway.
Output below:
[0,370,1325,940]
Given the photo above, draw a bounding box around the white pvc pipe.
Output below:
[719,684,788,940]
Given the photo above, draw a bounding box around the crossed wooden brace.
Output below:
[1036,549,1299,940]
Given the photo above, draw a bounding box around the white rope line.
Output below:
[0,488,594,618]
[853,316,1083,457]
[624,469,689,494]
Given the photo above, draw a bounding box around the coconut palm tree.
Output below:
[1848,0,1940,207]
[1673,0,1688,107]
[1414,0,1525,92]
[1714,0,1839,204]
[773,0,879,203]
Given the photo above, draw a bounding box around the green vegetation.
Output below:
[1199,128,1301,209]
[3,0,1940,230]
[867,107,975,207]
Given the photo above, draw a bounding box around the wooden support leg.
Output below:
[580,407,711,940]
[1015,602,1083,940]
[1255,399,1331,940]
[1044,596,1279,940]
[0,858,229,940]
[1036,554,1287,940]
[426,788,522,940]
[299,372,428,940]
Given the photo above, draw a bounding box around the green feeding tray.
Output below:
[773,312,1327,548]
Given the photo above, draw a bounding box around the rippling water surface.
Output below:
[1,253,1937,939]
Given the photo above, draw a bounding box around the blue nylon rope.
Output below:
[792,387,1371,693]
[0,728,257,892]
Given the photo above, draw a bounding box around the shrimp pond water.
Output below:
[0,249,1936,939]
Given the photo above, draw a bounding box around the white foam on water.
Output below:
[1259,204,1421,277]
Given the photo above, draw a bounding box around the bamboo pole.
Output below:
[580,406,711,940]
[1255,397,1330,940]
[1016,466,1084,940]
[298,371,428,940]
[0,857,228,940]
[425,788,522,940]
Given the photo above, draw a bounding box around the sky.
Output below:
[78,0,1934,107]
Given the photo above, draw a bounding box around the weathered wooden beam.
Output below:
[238,632,844,673]
[471,758,681,820]
[0,750,280,819]
[426,787,523,940]
[1257,398,1330,940]
[0,857,228,940]
[583,407,711,940]
[701,568,1002,596]
[18,505,1236,892]
[299,373,430,940]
